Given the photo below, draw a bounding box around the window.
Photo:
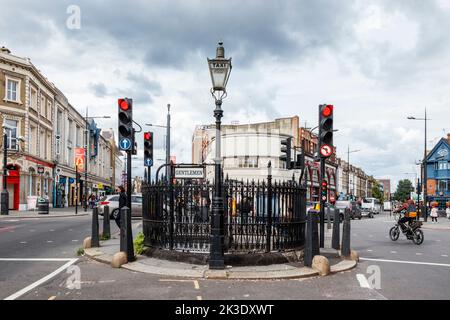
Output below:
[4,119,18,150]
[47,101,52,120]
[448,180,450,192]
[40,130,45,158]
[41,96,45,116]
[30,87,37,110]
[438,162,448,170]
[6,79,18,101]
[29,125,37,155]
[438,180,446,193]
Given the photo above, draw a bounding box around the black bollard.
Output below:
[332,208,341,250]
[91,206,100,247]
[103,205,110,240]
[120,206,135,262]
[305,210,320,267]
[341,208,351,257]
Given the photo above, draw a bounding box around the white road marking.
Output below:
[29,230,35,232]
[46,241,53,243]
[193,280,200,290]
[0,258,75,262]
[3,258,78,300]
[390,251,397,254]
[48,296,56,300]
[20,241,27,244]
[50,229,55,232]
[71,240,79,242]
[360,257,450,268]
[441,255,448,257]
[416,253,423,256]
[435,240,441,242]
[367,249,373,252]
[196,296,202,300]
[68,229,73,231]
[356,274,371,288]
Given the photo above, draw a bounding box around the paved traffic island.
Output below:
[83,236,358,280]
[0,209,89,219]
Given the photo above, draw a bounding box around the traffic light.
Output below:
[118,98,133,151]
[321,180,328,202]
[280,137,292,169]
[295,152,305,169]
[144,131,153,167]
[318,104,333,158]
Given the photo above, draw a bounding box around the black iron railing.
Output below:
[142,177,306,253]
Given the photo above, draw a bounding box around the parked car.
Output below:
[335,200,363,219]
[97,194,143,218]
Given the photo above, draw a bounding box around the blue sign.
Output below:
[119,138,132,150]
[69,178,75,184]
[145,158,153,167]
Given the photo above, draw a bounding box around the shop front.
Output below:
[5,164,20,210]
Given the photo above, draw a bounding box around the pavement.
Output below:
[0,206,89,219]
[83,222,356,280]
[421,217,450,230]
[2,210,450,300]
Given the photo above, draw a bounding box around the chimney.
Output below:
[447,133,450,145]
[0,46,11,54]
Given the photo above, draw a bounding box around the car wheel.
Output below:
[358,216,362,220]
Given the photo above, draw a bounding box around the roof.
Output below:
[425,138,450,162]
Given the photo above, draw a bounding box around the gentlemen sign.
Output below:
[174,167,205,179]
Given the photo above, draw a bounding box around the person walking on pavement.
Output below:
[446,204,450,220]
[430,202,439,223]
[115,186,127,228]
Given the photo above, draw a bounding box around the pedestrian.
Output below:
[430,202,438,223]
[115,186,127,228]
[446,204,450,220]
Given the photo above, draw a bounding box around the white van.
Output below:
[361,198,382,215]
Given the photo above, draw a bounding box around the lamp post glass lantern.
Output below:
[207,41,231,270]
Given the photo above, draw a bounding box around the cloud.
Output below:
[1,0,449,186]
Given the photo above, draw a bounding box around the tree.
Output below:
[372,181,384,203]
[393,179,413,202]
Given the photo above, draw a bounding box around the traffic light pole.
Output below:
[319,157,325,248]
[127,141,132,211]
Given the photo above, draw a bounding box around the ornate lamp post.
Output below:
[207,41,232,269]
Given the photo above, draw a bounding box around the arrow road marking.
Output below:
[356,274,371,288]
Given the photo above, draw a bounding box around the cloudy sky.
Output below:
[2,0,450,190]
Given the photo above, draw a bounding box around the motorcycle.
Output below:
[389,211,424,245]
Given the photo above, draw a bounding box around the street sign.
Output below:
[320,144,332,157]
[37,166,44,174]
[119,137,132,151]
[145,158,153,167]
[174,167,205,179]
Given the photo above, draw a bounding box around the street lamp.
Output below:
[346,146,361,199]
[207,41,232,269]
[83,110,111,211]
[407,108,430,221]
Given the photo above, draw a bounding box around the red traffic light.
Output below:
[321,181,328,187]
[322,105,333,117]
[144,132,152,140]
[118,98,129,111]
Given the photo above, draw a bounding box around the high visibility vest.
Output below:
[406,203,417,218]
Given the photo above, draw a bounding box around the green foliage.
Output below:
[394,179,413,202]
[133,232,147,255]
[372,181,384,203]
[76,247,85,256]
[100,233,110,241]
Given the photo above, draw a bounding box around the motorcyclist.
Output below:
[394,199,417,234]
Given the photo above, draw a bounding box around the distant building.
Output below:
[377,179,391,200]
[425,133,450,209]
[192,116,338,202]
